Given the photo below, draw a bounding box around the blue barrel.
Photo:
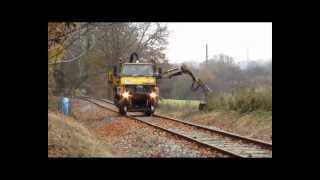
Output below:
[62,97,70,115]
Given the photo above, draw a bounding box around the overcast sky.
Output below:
[164,23,272,64]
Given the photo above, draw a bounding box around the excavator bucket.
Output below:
[199,102,208,111]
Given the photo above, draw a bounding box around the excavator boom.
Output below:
[162,64,212,110]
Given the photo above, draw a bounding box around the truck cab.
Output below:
[109,61,160,116]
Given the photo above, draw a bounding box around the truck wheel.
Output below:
[145,105,154,116]
[119,105,127,115]
[144,111,152,116]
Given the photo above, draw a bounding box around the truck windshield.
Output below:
[121,64,154,76]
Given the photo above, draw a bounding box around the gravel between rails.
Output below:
[96,118,229,157]
[72,98,230,157]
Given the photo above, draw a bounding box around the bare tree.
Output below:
[48,22,170,98]
[93,23,169,65]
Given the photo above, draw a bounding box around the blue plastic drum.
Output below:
[63,97,70,115]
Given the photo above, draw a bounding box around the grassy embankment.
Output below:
[157,87,272,142]
[48,95,113,157]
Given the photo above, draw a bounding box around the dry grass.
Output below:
[208,87,272,113]
[48,95,60,112]
[165,110,272,142]
[48,111,114,157]
[157,98,272,142]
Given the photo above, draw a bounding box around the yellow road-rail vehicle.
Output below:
[108,52,212,116]
[108,53,161,115]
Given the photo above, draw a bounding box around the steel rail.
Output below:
[75,96,272,158]
[76,96,240,157]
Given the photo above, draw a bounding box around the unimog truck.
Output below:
[108,53,161,116]
[108,52,212,116]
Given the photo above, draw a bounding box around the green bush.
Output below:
[158,99,200,113]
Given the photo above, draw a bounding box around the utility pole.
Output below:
[246,48,250,69]
[206,44,208,64]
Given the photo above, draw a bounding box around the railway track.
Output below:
[76,96,272,158]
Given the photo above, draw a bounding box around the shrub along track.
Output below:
[76,96,272,158]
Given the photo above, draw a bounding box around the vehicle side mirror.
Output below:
[157,67,162,79]
[107,72,113,83]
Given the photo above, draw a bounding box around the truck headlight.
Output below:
[122,91,130,99]
[150,92,157,99]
